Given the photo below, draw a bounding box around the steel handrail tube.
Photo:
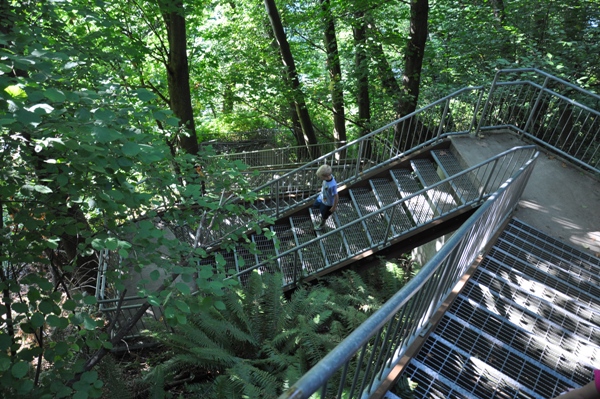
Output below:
[226,146,537,282]
[277,152,539,399]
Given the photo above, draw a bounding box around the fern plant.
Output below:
[139,272,340,398]
[139,263,416,398]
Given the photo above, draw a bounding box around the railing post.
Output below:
[436,98,451,139]
[275,180,280,217]
[479,158,499,201]
[523,75,551,135]
[381,206,396,248]
[475,70,503,136]
[293,251,299,286]
[355,140,364,179]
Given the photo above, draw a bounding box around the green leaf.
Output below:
[213,300,226,310]
[135,88,157,102]
[33,184,53,194]
[121,142,141,156]
[11,302,29,314]
[54,341,69,356]
[82,315,98,330]
[57,174,69,187]
[175,282,190,295]
[31,312,45,328]
[0,333,12,351]
[39,299,56,314]
[92,126,120,143]
[16,109,42,125]
[44,88,66,102]
[11,361,29,378]
[147,295,160,306]
[80,370,98,384]
[0,356,10,372]
[83,296,97,305]
[166,117,179,127]
[94,109,115,122]
[199,267,213,279]
[46,315,68,328]
[149,270,161,281]
[152,110,170,121]
[105,237,119,250]
[5,85,27,98]
[63,299,77,311]
[175,300,190,314]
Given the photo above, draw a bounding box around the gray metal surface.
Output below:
[401,218,600,399]
[432,148,481,204]
[411,158,459,216]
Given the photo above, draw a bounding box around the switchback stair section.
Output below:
[398,218,600,399]
[221,146,536,290]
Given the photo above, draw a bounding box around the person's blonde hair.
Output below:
[316,164,332,177]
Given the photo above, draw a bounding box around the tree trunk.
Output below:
[159,0,199,155]
[353,11,371,137]
[264,0,319,158]
[321,0,346,147]
[396,0,429,118]
[367,18,403,111]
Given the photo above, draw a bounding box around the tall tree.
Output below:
[157,0,199,155]
[263,0,319,157]
[397,0,429,117]
[353,10,371,138]
[321,0,346,146]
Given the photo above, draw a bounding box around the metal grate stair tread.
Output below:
[431,148,481,204]
[398,218,600,399]
[506,218,600,269]
[350,187,390,244]
[371,178,415,233]
[334,197,371,252]
[411,158,459,215]
[389,169,434,225]
[472,265,600,346]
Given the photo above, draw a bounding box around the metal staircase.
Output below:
[209,145,536,291]
[398,218,600,399]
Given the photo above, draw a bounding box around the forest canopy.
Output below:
[0,0,598,397]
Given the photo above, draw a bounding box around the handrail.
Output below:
[206,86,485,244]
[477,68,600,174]
[225,146,538,288]
[277,148,539,399]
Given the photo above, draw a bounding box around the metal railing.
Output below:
[205,87,485,243]
[478,68,600,174]
[276,148,539,399]
[211,142,345,169]
[228,146,539,290]
[95,68,599,354]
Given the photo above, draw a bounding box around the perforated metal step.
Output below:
[350,187,391,245]
[398,218,600,399]
[431,148,481,204]
[411,158,459,215]
[389,169,434,225]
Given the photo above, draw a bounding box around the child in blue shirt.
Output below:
[312,164,338,231]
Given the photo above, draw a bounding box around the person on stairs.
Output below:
[312,164,338,231]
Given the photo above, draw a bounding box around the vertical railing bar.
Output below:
[523,75,551,134]
[347,343,369,399]
[356,330,382,397]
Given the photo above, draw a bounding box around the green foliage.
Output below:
[390,376,418,399]
[0,5,267,398]
[139,265,414,398]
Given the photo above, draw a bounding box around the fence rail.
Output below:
[228,146,538,290]
[277,149,539,399]
[478,68,600,173]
